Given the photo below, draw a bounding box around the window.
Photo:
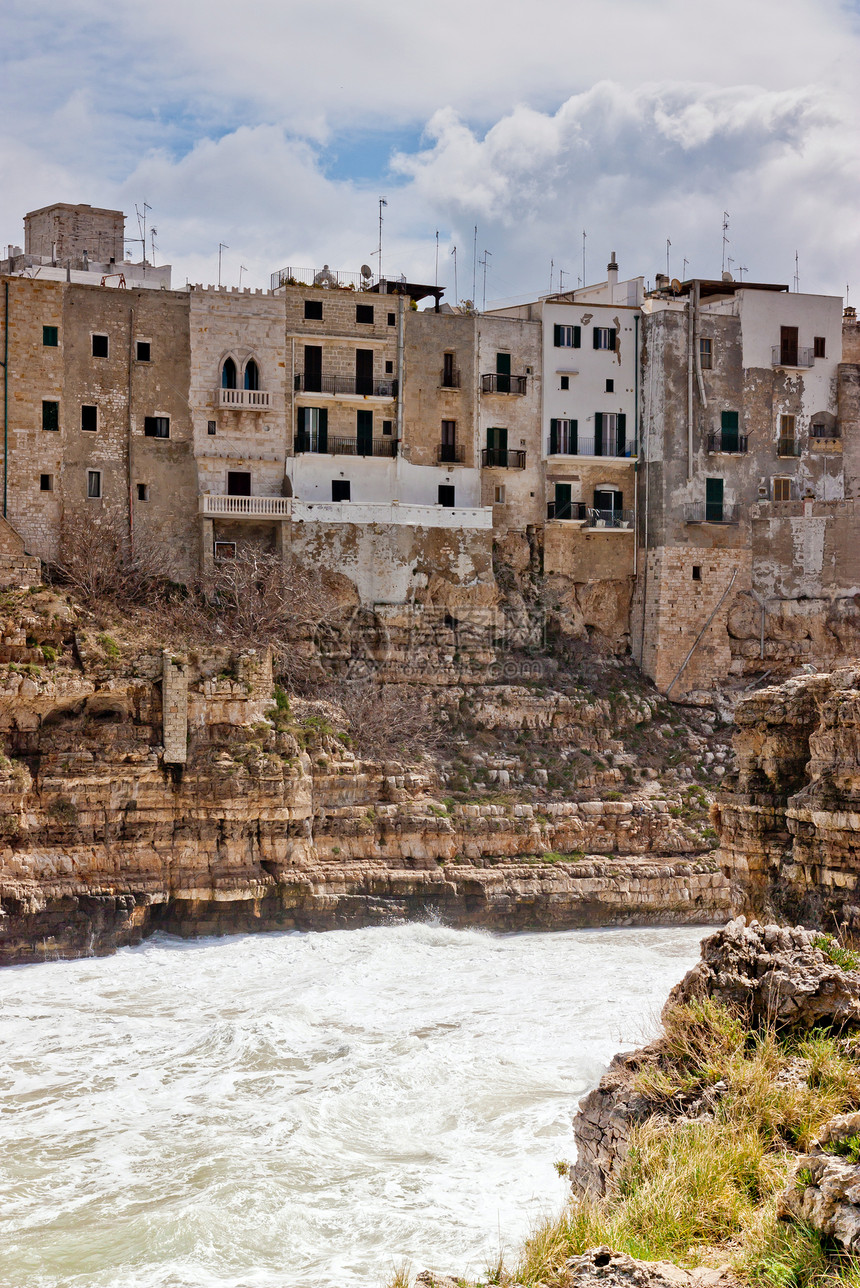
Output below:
[214,541,236,560]
[356,304,374,324]
[814,336,826,358]
[244,359,259,391]
[553,324,580,348]
[779,326,799,366]
[332,479,351,502]
[207,420,217,436]
[81,405,97,433]
[42,400,59,432]
[42,325,58,347]
[387,312,396,326]
[355,348,373,395]
[221,357,237,389]
[385,360,394,374]
[560,375,569,391]
[137,484,149,501]
[773,477,792,502]
[87,470,102,499]
[700,337,713,369]
[493,484,506,505]
[144,416,170,438]
[136,341,151,362]
[442,352,457,386]
[438,485,455,507]
[692,566,701,582]
[382,419,393,436]
[304,299,323,320]
[605,379,614,393]
[720,410,739,452]
[593,327,617,350]
[778,414,797,456]
[296,406,328,452]
[440,420,458,462]
[40,474,53,492]
[549,418,578,454]
[705,477,724,522]
[92,334,108,358]
[227,471,251,497]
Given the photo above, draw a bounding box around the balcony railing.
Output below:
[777,438,801,457]
[294,373,397,397]
[707,431,748,454]
[481,447,526,469]
[810,424,840,439]
[546,435,634,459]
[271,265,372,291]
[200,494,291,517]
[771,346,814,368]
[294,434,398,458]
[481,373,528,395]
[218,388,271,409]
[437,443,465,464]
[685,503,740,524]
[547,501,588,521]
[587,508,634,529]
[440,368,461,388]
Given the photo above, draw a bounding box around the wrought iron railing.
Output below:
[587,508,634,529]
[546,434,633,458]
[271,265,372,291]
[546,501,588,521]
[481,448,527,468]
[293,434,398,458]
[685,502,740,524]
[707,431,748,454]
[294,373,397,397]
[440,367,461,388]
[810,424,840,439]
[481,373,528,395]
[437,443,465,464]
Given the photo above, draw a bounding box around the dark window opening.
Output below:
[214,541,236,560]
[207,420,217,435]
[442,352,456,386]
[244,359,260,391]
[136,341,151,362]
[705,477,724,522]
[692,565,701,581]
[42,401,59,432]
[385,359,394,374]
[560,375,569,391]
[332,479,351,502]
[136,483,148,501]
[780,325,799,366]
[304,299,323,320]
[221,357,237,389]
[356,409,373,455]
[42,325,58,347]
[700,337,713,369]
[356,304,374,324]
[40,473,53,492]
[438,484,455,507]
[87,470,102,499]
[382,419,393,436]
[81,404,97,433]
[92,334,109,358]
[355,348,373,395]
[304,344,322,392]
[227,471,251,497]
[814,336,826,358]
[605,378,614,392]
[387,312,396,326]
[144,416,170,439]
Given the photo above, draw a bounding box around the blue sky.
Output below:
[2,0,859,302]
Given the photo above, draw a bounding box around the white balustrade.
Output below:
[218,389,272,409]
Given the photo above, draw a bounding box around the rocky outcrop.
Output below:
[560,1248,733,1288]
[715,665,860,924]
[779,1112,860,1252]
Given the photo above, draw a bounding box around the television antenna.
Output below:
[737,265,748,282]
[794,250,800,293]
[218,242,228,288]
[375,197,387,281]
[479,248,492,311]
[135,202,151,266]
[721,211,730,275]
[238,264,248,288]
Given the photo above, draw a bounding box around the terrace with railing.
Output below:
[218,389,271,410]
[777,437,802,457]
[587,508,634,529]
[481,447,527,469]
[481,373,528,395]
[771,345,814,368]
[293,434,398,458]
[294,373,397,398]
[271,265,373,292]
[685,502,740,524]
[707,431,748,454]
[546,434,634,459]
[437,443,466,464]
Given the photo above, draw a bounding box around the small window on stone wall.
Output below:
[136,341,151,362]
[214,541,236,560]
[40,473,53,492]
[692,566,701,581]
[387,312,396,326]
[81,404,97,432]
[42,400,59,432]
[137,484,149,501]
[304,299,323,320]
[814,336,826,358]
[87,470,102,499]
[382,420,393,436]
[207,421,217,435]
[92,334,109,358]
[42,326,58,347]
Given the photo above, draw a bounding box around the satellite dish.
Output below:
[360,264,372,278]
[671,278,682,293]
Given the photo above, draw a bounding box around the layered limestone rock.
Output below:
[715,665,860,923]
[779,1112,860,1253]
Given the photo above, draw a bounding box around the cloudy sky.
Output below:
[3,0,859,304]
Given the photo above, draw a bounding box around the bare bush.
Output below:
[320,677,446,761]
[52,506,177,605]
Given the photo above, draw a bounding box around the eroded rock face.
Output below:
[779,1112,860,1252]
[561,1247,733,1288]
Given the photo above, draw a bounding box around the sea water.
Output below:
[0,922,706,1288]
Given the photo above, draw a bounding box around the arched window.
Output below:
[221,357,237,389]
[244,359,260,391]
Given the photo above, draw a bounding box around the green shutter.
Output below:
[594,412,603,455]
[318,407,328,452]
[721,411,739,430]
[357,409,373,455]
[617,414,626,455]
[554,483,571,519]
[573,326,581,348]
[570,419,578,452]
[553,325,562,347]
[496,353,511,375]
[705,477,724,521]
[549,419,558,454]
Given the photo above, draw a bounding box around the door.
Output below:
[440,419,457,462]
[486,426,508,467]
[495,351,511,393]
[554,483,572,520]
[705,477,724,522]
[721,410,739,452]
[304,345,322,392]
[356,409,373,456]
[332,480,350,502]
[356,348,374,395]
[780,326,798,366]
[593,488,621,520]
[438,485,455,507]
[227,471,251,496]
[442,352,456,387]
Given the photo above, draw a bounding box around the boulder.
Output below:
[779,1112,860,1252]
[561,1247,734,1288]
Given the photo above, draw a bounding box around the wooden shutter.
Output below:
[573,326,581,348]
[549,419,558,454]
[553,325,562,347]
[617,413,626,455]
[594,412,604,455]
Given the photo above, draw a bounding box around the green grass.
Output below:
[812,935,860,973]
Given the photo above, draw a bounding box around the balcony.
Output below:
[771,345,814,368]
[218,388,271,410]
[440,367,461,389]
[547,501,588,521]
[200,494,291,518]
[437,443,465,464]
[294,373,398,398]
[481,447,526,469]
[810,424,840,439]
[685,503,740,525]
[271,265,372,291]
[707,431,748,454]
[588,508,634,530]
[777,438,801,457]
[293,434,398,458]
[546,435,634,459]
[481,373,528,395]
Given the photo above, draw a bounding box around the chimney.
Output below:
[607,251,618,295]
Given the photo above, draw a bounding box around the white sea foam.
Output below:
[0,923,707,1288]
